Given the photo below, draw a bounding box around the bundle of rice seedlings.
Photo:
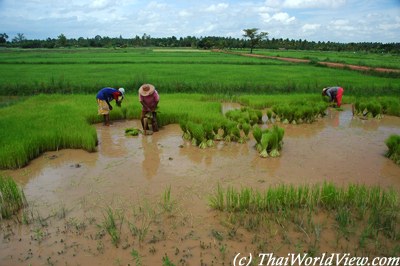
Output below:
[225,109,242,122]
[249,112,260,125]
[252,125,263,152]
[125,128,140,136]
[385,134,400,165]
[179,120,191,140]
[213,121,224,141]
[269,125,284,157]
[367,101,383,119]
[192,123,207,148]
[203,122,215,147]
[259,132,272,158]
[241,123,251,140]
[226,123,241,143]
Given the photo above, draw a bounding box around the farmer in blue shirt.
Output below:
[96,87,125,126]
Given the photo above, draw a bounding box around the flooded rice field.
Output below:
[1,104,400,265]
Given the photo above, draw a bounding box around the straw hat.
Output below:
[139,84,155,97]
[322,87,328,95]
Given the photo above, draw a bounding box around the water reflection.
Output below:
[141,135,160,179]
[97,125,128,157]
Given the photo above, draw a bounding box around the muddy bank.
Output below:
[1,104,399,265]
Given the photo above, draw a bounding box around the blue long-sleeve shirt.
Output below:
[96,87,119,102]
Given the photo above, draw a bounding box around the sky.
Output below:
[1,0,399,43]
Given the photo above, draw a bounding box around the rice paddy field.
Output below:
[0,48,400,265]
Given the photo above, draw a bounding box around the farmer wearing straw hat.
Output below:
[138,84,159,135]
[96,87,125,126]
[322,86,344,108]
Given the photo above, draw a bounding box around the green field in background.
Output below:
[0,48,399,96]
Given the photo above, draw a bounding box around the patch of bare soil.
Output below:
[1,105,400,265]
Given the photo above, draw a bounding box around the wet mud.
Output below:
[1,104,400,265]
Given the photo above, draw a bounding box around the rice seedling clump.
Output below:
[0,174,27,219]
[354,97,400,119]
[253,125,285,158]
[125,128,140,136]
[385,134,400,165]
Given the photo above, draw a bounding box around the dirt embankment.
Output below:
[213,49,400,73]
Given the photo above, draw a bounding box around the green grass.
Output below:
[0,48,399,96]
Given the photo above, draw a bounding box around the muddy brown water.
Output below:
[1,104,400,265]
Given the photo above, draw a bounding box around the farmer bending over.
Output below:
[322,86,344,108]
[96,87,125,126]
[138,84,159,135]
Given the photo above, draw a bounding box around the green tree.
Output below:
[57,33,67,47]
[242,28,268,53]
[12,33,26,43]
[0,33,8,44]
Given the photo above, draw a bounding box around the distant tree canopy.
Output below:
[243,28,268,54]
[0,32,399,53]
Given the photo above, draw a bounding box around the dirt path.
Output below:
[214,49,400,73]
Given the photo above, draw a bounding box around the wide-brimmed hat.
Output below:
[139,84,155,97]
[322,87,328,95]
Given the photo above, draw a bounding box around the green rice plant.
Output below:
[100,207,123,247]
[367,101,383,118]
[179,120,191,140]
[130,249,142,266]
[269,126,283,157]
[212,121,224,141]
[385,134,400,165]
[241,123,251,142]
[259,132,272,158]
[0,174,27,219]
[162,254,176,266]
[252,125,263,152]
[353,97,400,118]
[125,128,140,136]
[203,122,215,147]
[187,122,207,148]
[223,121,239,142]
[336,206,353,236]
[161,185,174,213]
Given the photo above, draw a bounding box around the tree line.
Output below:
[0,32,399,53]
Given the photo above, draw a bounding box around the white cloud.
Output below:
[302,23,321,32]
[282,0,346,8]
[262,12,295,24]
[204,3,229,12]
[178,10,191,17]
